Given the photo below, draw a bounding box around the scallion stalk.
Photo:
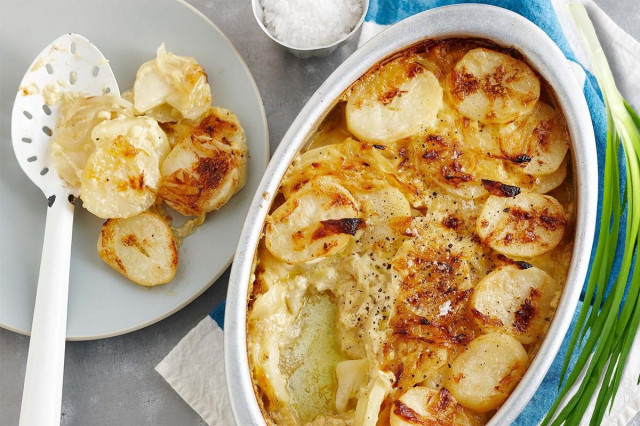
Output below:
[541,3,640,425]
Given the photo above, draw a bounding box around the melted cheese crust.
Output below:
[247,39,575,425]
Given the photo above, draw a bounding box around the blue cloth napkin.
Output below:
[204,1,638,424]
[209,299,226,326]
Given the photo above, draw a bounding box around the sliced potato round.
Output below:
[97,212,178,286]
[413,130,483,199]
[91,116,171,160]
[411,128,514,200]
[133,43,212,122]
[501,102,569,175]
[81,133,161,219]
[471,264,557,343]
[354,184,412,256]
[446,48,540,124]
[476,192,566,257]
[280,138,394,198]
[265,176,360,264]
[158,107,247,216]
[445,333,529,412]
[51,95,133,187]
[506,157,568,194]
[390,387,481,426]
[346,57,443,143]
[460,119,509,158]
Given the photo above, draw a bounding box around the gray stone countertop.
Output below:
[1,0,638,424]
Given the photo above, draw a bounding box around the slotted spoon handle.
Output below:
[19,193,74,426]
[11,33,118,425]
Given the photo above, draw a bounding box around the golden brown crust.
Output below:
[448,67,479,101]
[158,107,247,216]
[97,212,178,286]
[159,149,233,216]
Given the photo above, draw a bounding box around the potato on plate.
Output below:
[97,212,178,286]
[158,107,247,216]
[80,117,168,219]
[133,43,212,122]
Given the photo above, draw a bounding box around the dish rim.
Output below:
[224,4,597,425]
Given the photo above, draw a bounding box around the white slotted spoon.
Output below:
[11,34,119,426]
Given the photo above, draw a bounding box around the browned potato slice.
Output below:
[412,129,486,199]
[390,387,482,426]
[409,111,515,200]
[80,123,166,219]
[505,157,568,194]
[446,48,540,124]
[265,176,360,264]
[446,333,529,412]
[471,264,557,343]
[501,102,570,175]
[279,138,395,198]
[476,193,566,257]
[158,107,247,216]
[346,56,443,143]
[457,116,568,194]
[97,212,178,286]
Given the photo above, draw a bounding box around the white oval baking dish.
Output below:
[225,4,597,425]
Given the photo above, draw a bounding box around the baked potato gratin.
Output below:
[50,44,248,286]
[247,39,575,425]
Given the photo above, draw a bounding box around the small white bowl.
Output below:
[251,0,369,58]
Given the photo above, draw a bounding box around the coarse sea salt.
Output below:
[438,300,452,317]
[260,0,364,48]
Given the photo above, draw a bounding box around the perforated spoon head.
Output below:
[12,34,120,426]
[11,33,119,199]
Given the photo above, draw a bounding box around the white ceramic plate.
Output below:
[0,0,269,340]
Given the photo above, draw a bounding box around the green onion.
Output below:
[541,4,640,425]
